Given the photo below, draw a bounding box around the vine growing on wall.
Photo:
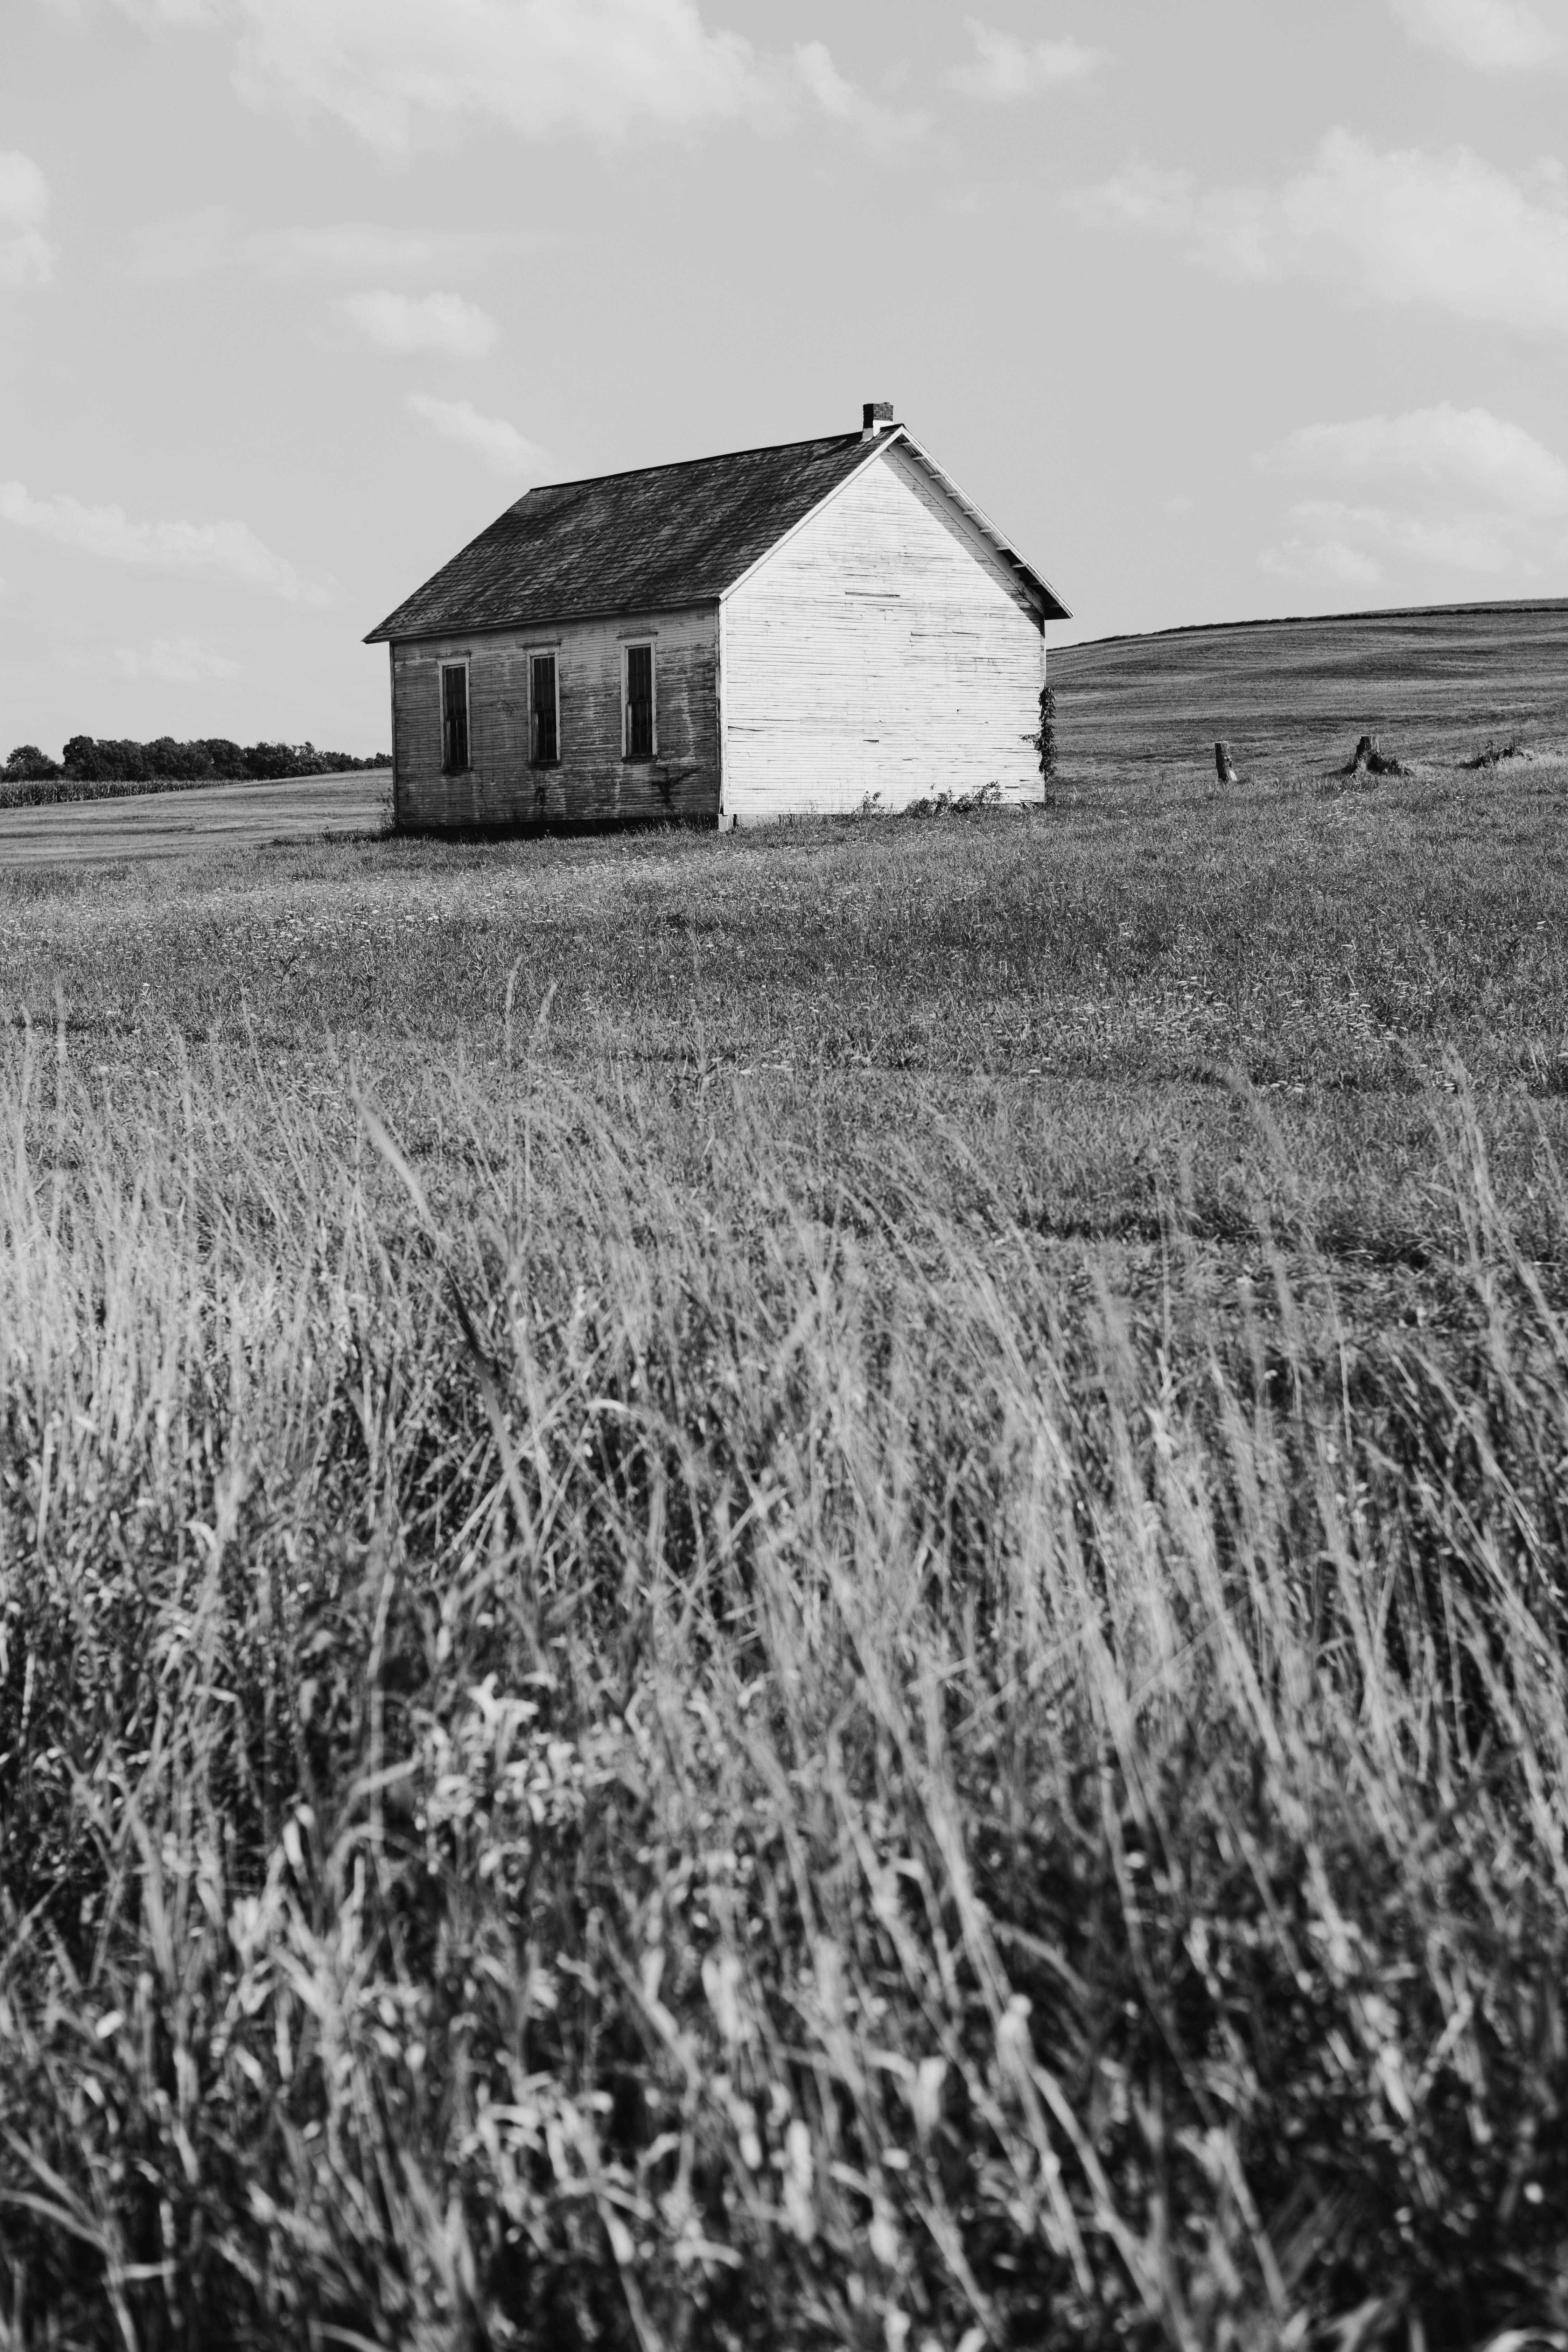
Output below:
[1030,682,1058,786]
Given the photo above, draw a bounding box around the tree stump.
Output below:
[1346,734,1404,777]
[1215,741,1238,785]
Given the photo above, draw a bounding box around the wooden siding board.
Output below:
[721,440,1045,822]
[717,595,728,818]
[386,643,407,829]
[392,606,720,829]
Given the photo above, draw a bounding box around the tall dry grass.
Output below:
[1,1026,1565,2350]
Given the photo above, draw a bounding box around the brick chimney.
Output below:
[862,401,895,440]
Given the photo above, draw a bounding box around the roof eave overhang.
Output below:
[363,592,722,648]
[892,430,1071,623]
[713,424,1071,624]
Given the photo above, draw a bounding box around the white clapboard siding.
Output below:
[719,438,1044,823]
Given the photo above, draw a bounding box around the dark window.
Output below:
[441,663,470,772]
[531,653,559,766]
[625,643,654,759]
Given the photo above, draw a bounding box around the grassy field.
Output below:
[2,603,1567,2350]
[1052,596,1568,781]
[0,770,387,866]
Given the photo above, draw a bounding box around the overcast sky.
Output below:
[2,0,1566,755]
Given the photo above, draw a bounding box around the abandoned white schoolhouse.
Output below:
[365,403,1069,830]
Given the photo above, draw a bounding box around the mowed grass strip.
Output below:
[1050,595,1568,779]
[0,769,387,866]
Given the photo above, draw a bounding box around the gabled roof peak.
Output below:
[365,421,1068,645]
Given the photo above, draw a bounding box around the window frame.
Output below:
[439,657,471,775]
[529,650,561,770]
[622,638,657,762]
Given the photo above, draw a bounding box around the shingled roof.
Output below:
[365,426,1068,644]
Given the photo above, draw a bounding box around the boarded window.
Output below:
[625,643,655,759]
[531,653,559,766]
[441,663,470,773]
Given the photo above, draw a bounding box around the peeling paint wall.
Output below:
[391,605,720,830]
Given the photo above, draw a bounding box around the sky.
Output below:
[2,0,1566,757]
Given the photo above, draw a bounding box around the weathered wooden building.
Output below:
[365,404,1069,829]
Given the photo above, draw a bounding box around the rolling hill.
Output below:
[1049,595,1568,780]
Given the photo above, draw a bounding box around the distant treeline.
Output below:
[4,737,393,785]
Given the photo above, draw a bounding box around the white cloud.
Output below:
[1264,500,1524,584]
[1076,164,1191,240]
[952,19,1100,99]
[1282,405,1568,513]
[131,208,233,280]
[1262,533,1387,594]
[1389,0,1568,68]
[98,0,908,159]
[0,152,57,291]
[250,221,504,279]
[106,0,223,21]
[0,480,340,606]
[1260,403,1568,591]
[128,214,506,284]
[230,0,776,153]
[1077,130,1568,340]
[405,393,554,482]
[54,631,244,682]
[792,41,927,146]
[342,287,498,358]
